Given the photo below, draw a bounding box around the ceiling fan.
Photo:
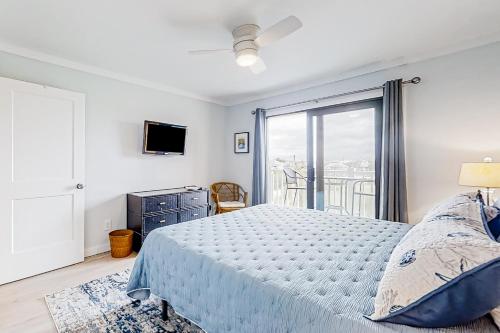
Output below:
[188,16,302,74]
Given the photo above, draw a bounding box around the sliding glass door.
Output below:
[307,99,382,217]
[267,98,382,218]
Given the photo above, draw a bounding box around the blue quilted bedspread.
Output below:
[127,205,497,333]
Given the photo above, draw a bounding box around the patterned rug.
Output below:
[45,270,204,333]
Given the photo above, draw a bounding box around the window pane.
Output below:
[267,113,307,207]
[320,108,375,217]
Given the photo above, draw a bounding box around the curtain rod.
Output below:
[251,76,421,114]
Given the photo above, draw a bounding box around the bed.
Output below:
[127,204,497,333]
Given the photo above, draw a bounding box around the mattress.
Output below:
[127,204,497,333]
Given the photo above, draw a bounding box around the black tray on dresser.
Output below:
[127,187,210,251]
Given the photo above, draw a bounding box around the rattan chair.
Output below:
[211,182,248,214]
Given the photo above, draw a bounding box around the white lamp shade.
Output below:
[459,163,500,188]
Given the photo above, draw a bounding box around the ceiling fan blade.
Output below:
[250,57,267,74]
[188,49,232,55]
[255,16,302,47]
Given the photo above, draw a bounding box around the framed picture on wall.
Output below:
[234,132,250,154]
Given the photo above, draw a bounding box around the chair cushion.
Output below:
[219,201,245,208]
[368,194,500,328]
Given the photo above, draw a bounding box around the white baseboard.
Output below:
[84,243,110,257]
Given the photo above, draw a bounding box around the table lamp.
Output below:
[459,159,500,205]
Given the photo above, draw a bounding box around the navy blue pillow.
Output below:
[487,215,500,241]
[482,205,500,242]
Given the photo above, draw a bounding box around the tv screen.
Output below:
[143,121,187,155]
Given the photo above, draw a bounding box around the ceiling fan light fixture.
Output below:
[189,16,302,74]
[235,49,258,67]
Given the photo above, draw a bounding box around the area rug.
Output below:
[45,270,204,333]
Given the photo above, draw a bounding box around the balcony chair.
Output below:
[351,179,375,217]
[283,167,307,206]
[211,182,248,214]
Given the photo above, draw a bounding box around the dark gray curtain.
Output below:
[377,79,408,222]
[252,108,267,205]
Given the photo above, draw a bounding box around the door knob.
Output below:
[76,183,85,189]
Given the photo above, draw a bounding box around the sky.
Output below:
[267,108,375,163]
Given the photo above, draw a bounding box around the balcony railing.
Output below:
[269,166,375,218]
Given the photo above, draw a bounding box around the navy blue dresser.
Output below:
[127,187,210,251]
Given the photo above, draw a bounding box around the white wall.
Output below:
[1,41,499,255]
[0,51,226,255]
[224,42,500,224]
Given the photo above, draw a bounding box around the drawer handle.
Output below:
[191,197,199,200]
[192,213,199,217]
[159,202,166,205]
[159,220,166,223]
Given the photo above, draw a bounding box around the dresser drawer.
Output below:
[179,207,208,223]
[144,212,177,234]
[144,195,178,213]
[180,191,208,208]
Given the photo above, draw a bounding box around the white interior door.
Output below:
[0,77,85,285]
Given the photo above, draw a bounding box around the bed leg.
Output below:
[161,300,169,321]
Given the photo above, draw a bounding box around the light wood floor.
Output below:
[0,252,136,333]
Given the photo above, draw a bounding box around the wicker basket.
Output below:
[109,229,133,258]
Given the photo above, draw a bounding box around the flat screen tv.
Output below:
[143,120,187,155]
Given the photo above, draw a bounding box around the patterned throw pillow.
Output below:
[368,196,500,328]
[420,192,477,221]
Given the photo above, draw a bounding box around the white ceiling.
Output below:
[1,0,500,106]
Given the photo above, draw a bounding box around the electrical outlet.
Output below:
[104,218,112,231]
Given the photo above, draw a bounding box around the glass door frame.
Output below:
[306,98,383,211]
